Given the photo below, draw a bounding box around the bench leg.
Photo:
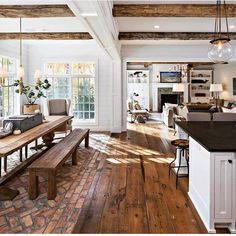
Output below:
[48,171,57,200]
[72,148,77,165]
[85,132,89,148]
[29,171,39,200]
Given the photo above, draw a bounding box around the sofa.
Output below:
[162,103,178,127]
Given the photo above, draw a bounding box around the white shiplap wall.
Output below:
[27,40,113,131]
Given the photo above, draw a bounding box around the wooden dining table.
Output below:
[0,115,73,200]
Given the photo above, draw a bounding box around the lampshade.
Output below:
[173,83,185,92]
[210,84,223,92]
[0,68,8,78]
[17,65,25,79]
[34,69,42,80]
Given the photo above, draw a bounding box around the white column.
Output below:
[111,59,122,133]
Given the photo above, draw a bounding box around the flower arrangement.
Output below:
[14,79,51,104]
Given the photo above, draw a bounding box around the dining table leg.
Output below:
[4,156,7,172]
[42,132,55,147]
[19,148,23,162]
[25,145,28,159]
[35,139,38,150]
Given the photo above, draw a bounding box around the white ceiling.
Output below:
[117,17,236,32]
[0,17,87,33]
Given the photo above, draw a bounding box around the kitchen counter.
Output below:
[175,121,236,233]
[175,121,236,152]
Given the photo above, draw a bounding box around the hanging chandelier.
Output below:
[208,0,233,63]
[0,18,43,95]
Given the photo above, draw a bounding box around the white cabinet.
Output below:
[189,137,236,233]
[214,154,235,220]
[190,69,213,103]
[127,70,150,110]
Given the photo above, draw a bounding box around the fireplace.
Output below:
[158,88,179,112]
[161,94,179,112]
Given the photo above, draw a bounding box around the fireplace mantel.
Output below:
[150,83,189,112]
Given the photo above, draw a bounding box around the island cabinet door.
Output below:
[214,153,235,219]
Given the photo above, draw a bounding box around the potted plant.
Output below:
[14,79,51,114]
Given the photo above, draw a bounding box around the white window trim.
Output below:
[0,54,19,117]
[43,59,99,126]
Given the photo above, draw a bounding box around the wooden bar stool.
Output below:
[169,139,189,188]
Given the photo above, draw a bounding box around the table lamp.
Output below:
[210,84,223,108]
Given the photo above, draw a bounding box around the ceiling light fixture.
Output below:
[229,25,235,29]
[154,25,160,29]
[208,0,233,64]
[80,13,98,17]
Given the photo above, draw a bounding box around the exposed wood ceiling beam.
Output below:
[0,33,92,40]
[127,62,215,66]
[113,4,236,17]
[0,5,74,18]
[119,32,236,40]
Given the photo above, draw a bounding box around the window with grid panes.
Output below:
[45,62,96,121]
[0,56,17,117]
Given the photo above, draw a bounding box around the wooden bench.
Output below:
[28,128,89,200]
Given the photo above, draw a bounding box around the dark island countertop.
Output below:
[175,121,236,152]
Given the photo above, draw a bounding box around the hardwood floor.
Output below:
[73,122,224,234]
[0,122,229,233]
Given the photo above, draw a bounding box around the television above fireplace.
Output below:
[160,71,181,83]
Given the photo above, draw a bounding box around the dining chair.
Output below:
[46,99,73,133]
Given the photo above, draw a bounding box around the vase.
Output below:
[23,104,40,115]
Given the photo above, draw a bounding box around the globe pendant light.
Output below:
[208,0,233,63]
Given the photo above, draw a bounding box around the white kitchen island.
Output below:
[176,121,236,233]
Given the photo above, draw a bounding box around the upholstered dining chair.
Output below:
[213,112,236,122]
[46,99,73,133]
[187,112,211,121]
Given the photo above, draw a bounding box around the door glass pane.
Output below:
[46,62,96,121]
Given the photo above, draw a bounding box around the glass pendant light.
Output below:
[208,0,233,63]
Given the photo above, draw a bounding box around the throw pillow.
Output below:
[223,101,229,107]
[165,103,178,109]
[222,107,236,113]
[228,102,234,108]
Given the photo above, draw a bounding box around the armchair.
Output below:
[127,101,149,123]
[46,99,73,133]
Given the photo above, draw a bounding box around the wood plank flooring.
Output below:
[73,122,227,234]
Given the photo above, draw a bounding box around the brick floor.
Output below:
[0,133,110,233]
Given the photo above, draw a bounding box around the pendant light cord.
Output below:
[214,0,230,41]
[224,0,230,39]
[20,18,22,67]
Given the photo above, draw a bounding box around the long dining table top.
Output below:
[0,116,73,157]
